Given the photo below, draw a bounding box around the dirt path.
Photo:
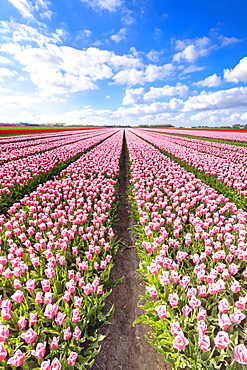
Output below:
[91,134,169,370]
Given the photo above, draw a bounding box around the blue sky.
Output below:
[0,0,247,126]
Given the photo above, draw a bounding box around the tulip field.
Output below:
[0,127,247,369]
[0,129,122,369]
[145,127,247,143]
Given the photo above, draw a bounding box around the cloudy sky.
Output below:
[0,0,247,126]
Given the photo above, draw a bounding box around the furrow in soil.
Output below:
[91,132,168,370]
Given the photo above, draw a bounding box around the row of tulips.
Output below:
[0,131,81,153]
[156,133,247,158]
[0,130,123,369]
[0,130,109,164]
[0,128,101,137]
[0,129,118,205]
[135,129,247,197]
[125,129,247,369]
[0,130,84,145]
[146,128,247,143]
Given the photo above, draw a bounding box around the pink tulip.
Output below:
[18,316,27,329]
[197,320,207,334]
[50,358,61,370]
[63,327,72,340]
[218,314,231,330]
[234,344,247,365]
[73,326,82,340]
[7,349,25,367]
[155,304,167,319]
[0,325,9,341]
[230,309,246,324]
[67,352,78,366]
[32,342,46,359]
[168,293,179,307]
[41,280,50,292]
[199,334,210,351]
[29,312,38,325]
[170,322,182,336]
[21,328,37,344]
[0,343,7,361]
[40,360,51,370]
[173,331,189,351]
[218,298,230,313]
[51,336,60,349]
[11,290,24,303]
[214,331,229,349]
[55,312,66,326]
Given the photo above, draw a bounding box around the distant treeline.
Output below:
[137,124,174,128]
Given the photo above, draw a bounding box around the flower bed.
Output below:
[0,130,118,214]
[126,129,247,369]
[134,129,247,196]
[0,130,109,164]
[145,128,247,143]
[0,130,123,369]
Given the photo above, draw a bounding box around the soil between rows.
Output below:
[90,136,169,370]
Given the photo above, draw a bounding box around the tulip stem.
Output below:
[229,359,235,367]
[208,345,216,359]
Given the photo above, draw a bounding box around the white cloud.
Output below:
[76,29,92,41]
[0,56,12,64]
[121,11,135,25]
[0,43,143,95]
[173,33,242,66]
[113,99,185,119]
[129,46,142,58]
[110,28,128,43]
[154,27,162,40]
[122,83,189,105]
[240,112,247,121]
[0,94,42,109]
[6,0,52,19]
[122,87,144,105]
[193,73,222,87]
[80,0,122,12]
[224,57,247,83]
[0,87,11,93]
[182,65,204,74]
[0,20,64,47]
[190,110,219,121]
[146,49,163,62]
[0,67,17,77]
[219,35,242,47]
[189,109,247,125]
[144,83,189,100]
[174,36,210,52]
[173,43,210,63]
[114,68,144,85]
[40,10,52,19]
[113,63,174,85]
[6,0,34,19]
[183,87,247,112]
[173,37,211,63]
[65,108,113,125]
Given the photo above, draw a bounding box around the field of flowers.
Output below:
[0,127,247,369]
[0,129,110,164]
[0,127,103,136]
[0,129,122,369]
[135,130,247,197]
[0,129,118,215]
[127,129,247,369]
[145,128,247,143]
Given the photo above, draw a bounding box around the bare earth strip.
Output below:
[91,134,168,370]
